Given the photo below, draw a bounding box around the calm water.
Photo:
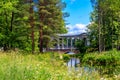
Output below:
[67,57,80,67]
[66,52,95,72]
[67,57,95,73]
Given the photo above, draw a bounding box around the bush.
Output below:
[75,39,87,53]
[81,50,120,76]
[63,54,70,62]
[82,53,97,66]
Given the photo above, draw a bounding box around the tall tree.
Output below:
[0,0,67,52]
[29,0,35,53]
[0,0,18,50]
[0,0,31,51]
[90,0,120,52]
[91,0,103,52]
[38,0,67,52]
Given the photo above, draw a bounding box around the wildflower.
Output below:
[100,78,106,80]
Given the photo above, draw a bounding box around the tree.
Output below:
[0,0,67,52]
[0,0,19,50]
[29,0,35,53]
[90,0,120,52]
[75,39,87,53]
[87,22,98,50]
[0,0,31,51]
[38,0,67,52]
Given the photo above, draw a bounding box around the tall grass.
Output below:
[0,51,101,80]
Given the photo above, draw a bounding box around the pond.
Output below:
[65,51,80,70]
[66,52,95,72]
[67,57,80,67]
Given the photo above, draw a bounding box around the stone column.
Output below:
[67,37,69,49]
[74,38,77,47]
[57,38,60,49]
[70,37,73,51]
[86,38,90,46]
[62,37,64,49]
[73,38,75,48]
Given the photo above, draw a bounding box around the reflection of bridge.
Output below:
[49,33,90,52]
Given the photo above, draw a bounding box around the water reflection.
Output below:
[67,57,96,73]
[67,57,80,67]
[65,52,80,68]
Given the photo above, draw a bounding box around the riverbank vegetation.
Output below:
[0,50,120,80]
[68,49,120,79]
[0,51,101,80]
[83,50,120,75]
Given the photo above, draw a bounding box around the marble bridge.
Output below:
[49,33,90,52]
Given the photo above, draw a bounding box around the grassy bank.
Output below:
[0,51,101,80]
[81,49,120,78]
[62,50,120,79]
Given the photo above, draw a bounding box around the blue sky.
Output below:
[62,0,93,34]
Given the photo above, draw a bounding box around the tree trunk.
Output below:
[4,10,9,51]
[10,12,14,32]
[29,0,35,53]
[117,19,120,50]
[111,13,114,49]
[98,6,102,53]
[10,12,14,48]
[38,0,45,53]
[39,29,43,53]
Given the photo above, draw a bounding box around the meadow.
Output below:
[1,50,120,80]
[0,51,102,80]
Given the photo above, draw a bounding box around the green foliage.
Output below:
[75,39,88,53]
[89,0,120,51]
[0,0,67,52]
[42,35,51,48]
[62,54,70,62]
[0,0,31,51]
[82,53,97,66]
[36,0,68,52]
[87,22,98,50]
[0,51,102,80]
[82,50,120,76]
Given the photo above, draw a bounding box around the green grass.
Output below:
[0,52,120,80]
[0,51,65,80]
[0,51,101,80]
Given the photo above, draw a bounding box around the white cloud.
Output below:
[66,23,88,34]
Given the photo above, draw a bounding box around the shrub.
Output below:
[81,50,120,76]
[63,54,70,62]
[82,53,97,66]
